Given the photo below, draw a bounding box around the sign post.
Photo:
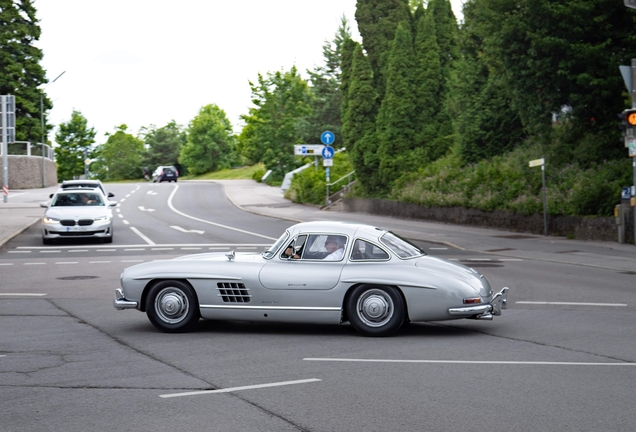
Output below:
[1,95,16,203]
[321,131,336,205]
[529,158,547,236]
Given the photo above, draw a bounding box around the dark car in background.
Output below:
[152,166,179,183]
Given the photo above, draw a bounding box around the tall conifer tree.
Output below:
[0,0,48,143]
[375,23,418,190]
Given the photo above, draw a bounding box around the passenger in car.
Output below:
[323,236,345,261]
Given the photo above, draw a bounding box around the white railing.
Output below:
[0,141,55,160]
[326,170,356,206]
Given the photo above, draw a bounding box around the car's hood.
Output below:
[172,252,263,262]
[45,207,111,219]
[415,256,491,296]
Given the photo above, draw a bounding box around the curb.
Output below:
[0,217,40,249]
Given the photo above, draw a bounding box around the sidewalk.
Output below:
[1,181,635,272]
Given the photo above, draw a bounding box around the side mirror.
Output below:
[108,200,117,207]
[40,201,49,208]
[108,192,115,198]
[49,194,54,198]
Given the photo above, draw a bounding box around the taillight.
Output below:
[463,298,482,304]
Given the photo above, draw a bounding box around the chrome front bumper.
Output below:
[113,288,138,310]
[448,287,509,320]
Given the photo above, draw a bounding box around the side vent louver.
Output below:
[217,282,251,303]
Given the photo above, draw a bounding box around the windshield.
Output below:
[380,232,426,259]
[51,192,105,207]
[262,231,290,259]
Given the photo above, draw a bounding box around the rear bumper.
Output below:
[113,288,139,310]
[448,287,509,320]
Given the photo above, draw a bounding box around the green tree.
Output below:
[355,0,412,101]
[141,120,186,172]
[94,125,144,180]
[473,0,636,165]
[237,67,312,180]
[375,22,418,191]
[297,17,351,146]
[0,0,49,143]
[342,43,378,194]
[339,36,358,145]
[179,104,237,175]
[54,110,96,181]
[413,7,443,162]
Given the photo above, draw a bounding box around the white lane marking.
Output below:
[97,249,116,252]
[55,262,78,265]
[122,260,144,263]
[39,250,60,253]
[130,227,155,245]
[24,263,45,265]
[303,358,636,366]
[118,214,124,218]
[17,243,269,250]
[90,261,111,263]
[160,378,322,399]
[69,250,89,253]
[122,220,130,225]
[209,247,230,250]
[516,301,627,307]
[499,258,523,261]
[152,247,173,251]
[167,185,277,241]
[180,247,201,250]
[138,206,155,212]
[429,247,448,250]
[8,251,31,254]
[467,258,492,261]
[0,354,6,357]
[126,194,131,198]
[116,208,121,213]
[119,198,125,202]
[0,263,14,266]
[237,247,257,250]
[0,293,46,296]
[124,248,145,251]
[147,191,157,195]
[7,192,26,197]
[171,226,204,235]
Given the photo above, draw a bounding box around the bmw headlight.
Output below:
[43,217,60,224]
[94,215,112,223]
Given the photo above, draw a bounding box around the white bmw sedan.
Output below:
[40,188,117,244]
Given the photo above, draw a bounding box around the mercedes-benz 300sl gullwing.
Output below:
[114,221,509,336]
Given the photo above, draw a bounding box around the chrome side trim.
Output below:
[113,288,138,310]
[200,304,341,311]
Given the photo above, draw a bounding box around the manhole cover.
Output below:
[56,276,100,280]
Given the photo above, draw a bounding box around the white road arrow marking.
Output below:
[138,206,155,212]
[171,226,204,235]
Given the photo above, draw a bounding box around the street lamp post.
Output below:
[40,71,65,187]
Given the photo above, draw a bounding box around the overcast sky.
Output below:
[35,0,464,144]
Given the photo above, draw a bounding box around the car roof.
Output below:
[287,221,387,239]
[56,187,101,194]
[61,180,102,186]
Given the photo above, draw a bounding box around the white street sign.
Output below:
[529,158,545,167]
[294,144,324,155]
[323,159,333,167]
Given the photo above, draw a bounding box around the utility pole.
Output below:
[1,95,16,203]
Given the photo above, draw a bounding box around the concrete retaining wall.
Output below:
[0,155,57,189]
[343,197,634,243]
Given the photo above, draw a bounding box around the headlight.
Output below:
[94,215,112,222]
[43,217,60,224]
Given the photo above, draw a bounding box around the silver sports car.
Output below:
[114,221,509,336]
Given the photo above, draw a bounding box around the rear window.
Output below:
[380,232,425,259]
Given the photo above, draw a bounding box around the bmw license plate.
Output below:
[66,226,88,232]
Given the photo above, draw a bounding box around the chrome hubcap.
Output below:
[357,289,394,327]
[155,287,189,324]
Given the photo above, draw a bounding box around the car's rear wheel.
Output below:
[146,280,199,333]
[346,284,405,337]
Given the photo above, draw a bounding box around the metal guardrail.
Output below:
[0,141,55,160]
[326,170,356,206]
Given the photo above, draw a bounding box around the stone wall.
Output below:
[343,197,634,243]
[0,155,57,189]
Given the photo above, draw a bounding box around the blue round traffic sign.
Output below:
[320,131,335,145]
[321,146,334,159]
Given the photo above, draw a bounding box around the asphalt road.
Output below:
[1,182,635,432]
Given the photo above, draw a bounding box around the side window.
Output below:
[299,234,348,260]
[350,239,390,261]
[280,235,307,260]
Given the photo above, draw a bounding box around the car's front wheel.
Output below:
[346,284,405,337]
[146,280,199,333]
